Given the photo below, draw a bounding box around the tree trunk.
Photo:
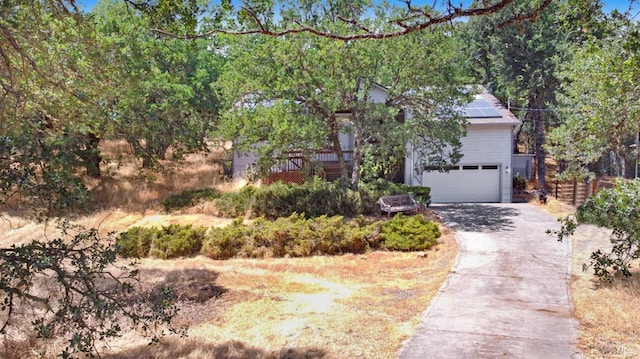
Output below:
[531,97,546,187]
[155,143,168,161]
[79,133,102,178]
[513,120,527,154]
[329,115,349,188]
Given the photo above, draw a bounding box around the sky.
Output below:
[75,0,636,14]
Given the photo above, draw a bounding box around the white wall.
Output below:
[232,141,261,179]
[406,124,514,203]
[512,154,535,179]
[369,85,388,104]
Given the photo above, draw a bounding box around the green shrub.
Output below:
[209,179,430,219]
[119,213,441,260]
[162,188,220,212]
[252,179,363,218]
[118,224,206,259]
[200,214,381,259]
[148,224,207,259]
[213,186,256,217]
[552,178,640,281]
[116,226,156,258]
[381,214,440,251]
[200,218,249,259]
[513,174,527,191]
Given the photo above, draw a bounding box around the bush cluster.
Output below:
[159,178,430,219]
[513,174,527,191]
[117,213,440,260]
[213,178,430,219]
[211,186,256,217]
[117,224,206,259]
[201,214,380,259]
[252,179,363,218]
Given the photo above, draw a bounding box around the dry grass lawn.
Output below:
[1,141,458,359]
[100,242,456,359]
[537,197,640,358]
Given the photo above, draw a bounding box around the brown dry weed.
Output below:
[1,141,458,359]
[101,234,456,359]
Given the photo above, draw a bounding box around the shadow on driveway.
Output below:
[433,204,520,232]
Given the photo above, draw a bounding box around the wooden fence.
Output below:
[552,178,616,206]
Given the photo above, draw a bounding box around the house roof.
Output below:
[463,88,520,126]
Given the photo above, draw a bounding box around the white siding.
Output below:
[232,149,259,179]
[406,124,514,203]
[369,86,388,104]
[457,126,513,165]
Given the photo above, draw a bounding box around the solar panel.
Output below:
[463,108,485,117]
[463,99,502,118]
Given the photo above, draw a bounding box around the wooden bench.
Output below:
[379,194,420,218]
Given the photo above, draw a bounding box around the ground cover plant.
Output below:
[118,213,441,260]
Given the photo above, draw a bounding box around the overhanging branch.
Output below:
[151,0,553,41]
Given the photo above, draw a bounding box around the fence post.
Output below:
[572,180,578,206]
[584,180,591,202]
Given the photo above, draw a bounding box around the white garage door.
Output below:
[422,164,500,203]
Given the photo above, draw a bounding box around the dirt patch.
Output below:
[96,234,457,359]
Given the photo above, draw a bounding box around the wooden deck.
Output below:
[264,150,353,184]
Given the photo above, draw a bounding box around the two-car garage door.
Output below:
[421,164,500,203]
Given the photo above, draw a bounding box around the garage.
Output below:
[421,164,501,203]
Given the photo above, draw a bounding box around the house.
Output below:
[231,83,388,183]
[405,88,520,203]
[232,86,520,203]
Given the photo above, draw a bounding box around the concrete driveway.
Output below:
[397,203,581,358]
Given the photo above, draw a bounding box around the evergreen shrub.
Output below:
[213,185,256,217]
[201,213,381,259]
[117,224,206,259]
[381,214,440,251]
[116,226,156,258]
[206,178,430,219]
[148,224,207,259]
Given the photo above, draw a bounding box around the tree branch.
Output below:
[152,0,551,41]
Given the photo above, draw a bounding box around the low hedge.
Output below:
[117,213,440,260]
[251,179,363,218]
[159,178,430,219]
[117,224,206,259]
[200,214,380,259]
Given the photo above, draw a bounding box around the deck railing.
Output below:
[270,150,354,173]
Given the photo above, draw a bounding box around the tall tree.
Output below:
[218,16,469,189]
[548,18,640,180]
[138,0,554,41]
[93,0,222,169]
[1,2,181,356]
[464,0,605,186]
[0,0,108,213]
